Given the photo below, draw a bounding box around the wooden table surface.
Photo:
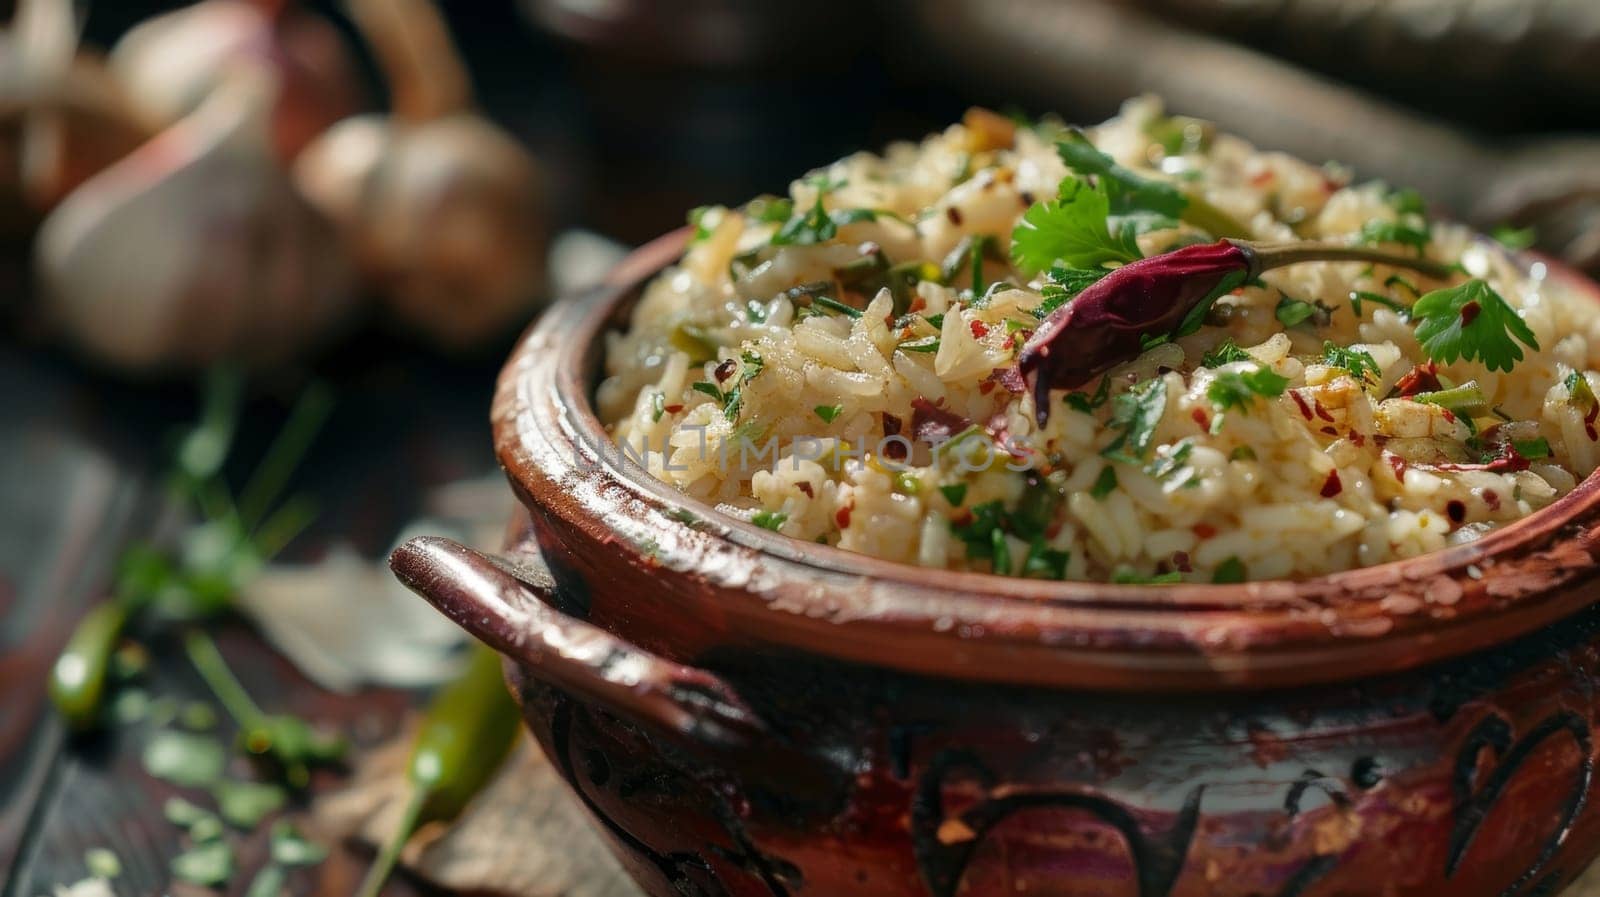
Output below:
[0,333,512,897]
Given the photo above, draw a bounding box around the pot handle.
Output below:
[390,536,773,756]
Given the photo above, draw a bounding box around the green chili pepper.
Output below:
[49,603,131,731]
[354,645,521,897]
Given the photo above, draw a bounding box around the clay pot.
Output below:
[393,231,1600,896]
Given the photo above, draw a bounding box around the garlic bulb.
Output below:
[293,0,547,349]
[36,67,356,371]
[295,113,546,348]
[109,0,363,161]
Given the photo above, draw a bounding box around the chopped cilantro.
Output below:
[1492,225,1537,252]
[752,510,787,531]
[691,381,724,402]
[1514,437,1551,460]
[1010,176,1141,275]
[1022,540,1070,580]
[1275,294,1319,328]
[1035,265,1109,318]
[1568,371,1597,409]
[1321,342,1381,384]
[925,313,945,330]
[1064,376,1112,414]
[1102,378,1168,462]
[940,483,968,506]
[1349,289,1410,320]
[744,195,794,223]
[1411,279,1539,372]
[814,404,843,423]
[651,392,666,422]
[1211,557,1247,584]
[1359,219,1430,255]
[1230,445,1258,461]
[720,351,765,420]
[1201,339,1252,368]
[1146,438,1196,487]
[1207,366,1290,415]
[1090,466,1118,499]
[1056,129,1246,238]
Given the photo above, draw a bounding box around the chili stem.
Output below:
[183,629,263,729]
[353,785,429,897]
[1239,240,1456,280]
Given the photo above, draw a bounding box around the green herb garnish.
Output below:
[1349,289,1410,319]
[1207,366,1289,415]
[1112,568,1183,585]
[1010,176,1141,275]
[814,404,843,423]
[1411,279,1539,372]
[1212,557,1247,584]
[1492,225,1537,251]
[1514,437,1552,460]
[939,483,968,506]
[1102,378,1168,462]
[1089,466,1118,499]
[752,511,788,531]
[1275,294,1320,328]
[1200,339,1252,368]
[1064,375,1111,414]
[1321,342,1381,384]
[1035,265,1110,318]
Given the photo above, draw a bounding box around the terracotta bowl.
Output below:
[393,230,1600,897]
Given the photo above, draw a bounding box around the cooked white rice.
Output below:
[596,97,1600,583]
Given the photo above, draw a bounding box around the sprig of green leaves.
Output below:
[1011,177,1141,275]
[1411,279,1539,372]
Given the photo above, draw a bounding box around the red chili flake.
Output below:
[1445,500,1466,524]
[835,506,853,528]
[1320,426,1339,436]
[978,380,996,395]
[1313,400,1335,423]
[1395,363,1443,397]
[1193,523,1217,539]
[713,359,737,383]
[1459,301,1481,327]
[969,320,990,339]
[1350,432,1366,447]
[664,404,683,413]
[1482,489,1500,511]
[946,207,964,226]
[899,326,915,339]
[1289,390,1315,420]
[1191,407,1211,430]
[797,482,815,498]
[1387,453,1408,480]
[909,296,927,313]
[1320,470,1343,497]
[1173,551,1193,573]
[1439,409,1456,423]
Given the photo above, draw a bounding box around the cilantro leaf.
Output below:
[1212,557,1247,584]
[1568,371,1597,409]
[1359,219,1430,255]
[1514,437,1551,460]
[1200,339,1251,368]
[1492,225,1537,251]
[744,195,794,223]
[1321,341,1381,384]
[1064,375,1111,414]
[1102,378,1168,462]
[939,483,968,507]
[752,510,787,531]
[814,404,843,423]
[1275,294,1320,328]
[1022,539,1071,580]
[1035,265,1110,318]
[1056,130,1186,219]
[1090,466,1118,499]
[1207,366,1290,414]
[1010,177,1141,275]
[1411,279,1539,372]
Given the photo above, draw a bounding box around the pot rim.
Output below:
[492,228,1600,690]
